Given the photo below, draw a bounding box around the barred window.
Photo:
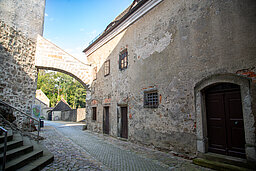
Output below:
[92,107,97,121]
[104,60,110,76]
[144,90,158,108]
[119,49,128,70]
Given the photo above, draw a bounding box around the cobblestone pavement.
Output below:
[41,121,211,171]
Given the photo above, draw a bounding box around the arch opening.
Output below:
[194,73,255,161]
[37,67,90,90]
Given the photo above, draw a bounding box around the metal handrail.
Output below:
[0,100,41,142]
[0,126,8,171]
[0,100,39,121]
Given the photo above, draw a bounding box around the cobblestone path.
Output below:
[40,124,106,171]
[41,121,210,171]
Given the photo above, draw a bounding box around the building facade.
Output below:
[84,0,256,161]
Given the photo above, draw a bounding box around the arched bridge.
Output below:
[35,35,93,88]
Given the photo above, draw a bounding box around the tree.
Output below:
[37,70,86,108]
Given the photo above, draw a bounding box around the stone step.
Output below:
[0,139,23,152]
[0,133,13,143]
[193,158,252,171]
[17,152,54,171]
[0,145,33,163]
[199,152,254,169]
[0,149,43,171]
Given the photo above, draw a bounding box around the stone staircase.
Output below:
[0,129,53,171]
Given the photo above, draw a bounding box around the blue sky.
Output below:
[44,0,133,62]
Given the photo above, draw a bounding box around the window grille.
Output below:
[144,91,159,108]
[119,49,128,70]
[92,107,97,121]
[104,60,110,76]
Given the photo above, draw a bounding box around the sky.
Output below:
[44,0,133,63]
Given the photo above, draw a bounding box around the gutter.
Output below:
[83,0,149,53]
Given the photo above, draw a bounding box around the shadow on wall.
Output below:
[0,21,38,117]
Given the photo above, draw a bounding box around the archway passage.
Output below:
[35,35,93,87]
[205,83,246,158]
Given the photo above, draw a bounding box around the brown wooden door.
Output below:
[103,107,109,134]
[120,107,128,139]
[205,83,245,158]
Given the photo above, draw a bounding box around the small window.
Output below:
[119,49,128,70]
[92,107,97,121]
[144,90,159,108]
[104,60,110,76]
[93,67,97,80]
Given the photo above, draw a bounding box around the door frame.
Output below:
[103,106,110,134]
[120,106,128,139]
[194,74,255,161]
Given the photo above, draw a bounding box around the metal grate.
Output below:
[144,91,158,108]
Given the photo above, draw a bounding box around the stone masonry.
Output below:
[0,0,45,117]
[35,35,93,87]
[0,0,45,41]
[84,0,256,160]
[0,20,38,115]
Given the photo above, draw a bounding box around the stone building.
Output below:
[0,0,45,41]
[36,89,50,107]
[84,0,256,162]
[35,89,52,119]
[48,99,72,121]
[0,0,45,115]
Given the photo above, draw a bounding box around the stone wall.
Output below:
[61,108,86,122]
[76,108,86,122]
[0,0,45,41]
[85,0,256,157]
[0,20,38,116]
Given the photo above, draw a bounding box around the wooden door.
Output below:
[205,83,245,158]
[103,107,109,134]
[120,107,128,139]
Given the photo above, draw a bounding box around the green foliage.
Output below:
[37,70,86,108]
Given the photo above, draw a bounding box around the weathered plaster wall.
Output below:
[0,20,38,115]
[86,0,256,157]
[0,0,45,41]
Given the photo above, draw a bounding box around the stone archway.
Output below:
[194,73,255,161]
[35,35,93,87]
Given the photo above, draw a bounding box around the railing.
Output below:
[0,100,41,142]
[0,126,7,171]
